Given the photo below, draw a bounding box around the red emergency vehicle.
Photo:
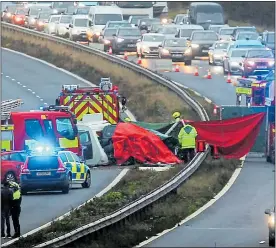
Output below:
[55,78,125,124]
[1,106,82,156]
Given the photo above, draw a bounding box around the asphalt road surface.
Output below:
[1,49,122,235]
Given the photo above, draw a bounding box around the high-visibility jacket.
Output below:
[174,117,180,122]
[9,181,21,202]
[178,124,198,149]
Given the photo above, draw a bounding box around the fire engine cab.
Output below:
[1,105,82,156]
[55,78,127,124]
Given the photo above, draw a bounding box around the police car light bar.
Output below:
[43,105,70,112]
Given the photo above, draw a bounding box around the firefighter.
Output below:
[172,111,181,122]
[8,181,22,238]
[178,123,198,162]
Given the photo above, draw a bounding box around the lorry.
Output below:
[55,78,126,124]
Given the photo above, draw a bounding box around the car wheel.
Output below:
[5,172,16,182]
[62,174,71,194]
[266,155,272,163]
[184,60,192,66]
[82,172,91,188]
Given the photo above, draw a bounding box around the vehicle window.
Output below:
[247,50,274,58]
[139,18,159,26]
[19,152,27,162]
[10,153,23,162]
[175,15,185,23]
[65,152,74,162]
[76,7,90,14]
[1,130,13,141]
[164,39,187,47]
[25,119,44,140]
[50,16,59,23]
[39,12,51,19]
[60,15,72,23]
[16,9,27,15]
[130,16,147,25]
[143,35,165,42]
[219,28,234,35]
[79,131,91,143]
[180,29,198,37]
[29,8,42,15]
[196,13,223,24]
[72,153,81,163]
[267,33,275,43]
[103,125,117,138]
[43,119,55,136]
[28,156,59,170]
[104,28,117,36]
[56,118,75,140]
[108,22,130,28]
[215,42,229,49]
[192,32,218,40]
[236,28,257,34]
[230,50,247,57]
[74,18,88,27]
[237,32,258,40]
[118,28,140,36]
[1,155,9,161]
[53,2,74,8]
[158,27,178,34]
[95,14,122,25]
[59,152,68,163]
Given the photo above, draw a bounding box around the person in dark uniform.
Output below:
[1,181,13,238]
[8,181,22,238]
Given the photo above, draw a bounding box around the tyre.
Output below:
[5,172,16,182]
[266,155,272,163]
[62,174,71,194]
[82,172,91,188]
[184,60,192,66]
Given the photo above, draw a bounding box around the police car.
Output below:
[20,146,91,195]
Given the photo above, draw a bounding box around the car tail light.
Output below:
[57,160,66,173]
[21,167,30,175]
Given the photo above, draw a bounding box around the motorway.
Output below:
[2,49,123,235]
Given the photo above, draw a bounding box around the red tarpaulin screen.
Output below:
[112,123,182,165]
[188,112,265,158]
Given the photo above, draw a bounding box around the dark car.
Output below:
[35,11,52,31]
[187,30,218,58]
[99,28,118,51]
[111,27,141,54]
[261,31,275,53]
[241,48,275,77]
[265,208,275,247]
[158,38,192,64]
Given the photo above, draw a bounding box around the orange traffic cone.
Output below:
[137,55,142,64]
[108,47,112,55]
[194,66,199,76]
[227,72,231,83]
[123,51,128,60]
[196,140,206,153]
[174,64,180,72]
[213,105,218,115]
[206,69,212,79]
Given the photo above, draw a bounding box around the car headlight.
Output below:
[52,9,58,14]
[247,60,255,66]
[191,44,199,48]
[30,18,35,24]
[161,18,168,24]
[162,49,170,54]
[184,48,192,54]
[230,61,239,66]
[117,38,124,42]
[104,39,110,44]
[6,12,11,17]
[95,32,100,36]
[268,61,275,66]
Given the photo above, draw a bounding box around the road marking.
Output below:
[5,75,9,78]
[44,102,48,105]
[136,158,245,247]
[1,72,3,75]
[32,91,36,94]
[27,88,32,91]
[22,85,26,88]
[204,97,212,104]
[17,81,21,85]
[36,95,40,98]
[11,78,15,81]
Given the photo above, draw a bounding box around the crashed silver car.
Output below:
[223,48,248,75]
[208,40,229,65]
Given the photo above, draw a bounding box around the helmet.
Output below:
[172,111,181,119]
[124,117,131,122]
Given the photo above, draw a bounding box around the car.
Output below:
[111,27,141,54]
[137,18,160,30]
[208,24,229,34]
[234,31,259,41]
[149,23,164,33]
[69,16,89,42]
[2,5,17,23]
[175,24,204,40]
[208,40,230,65]
[187,30,218,58]
[128,15,149,28]
[34,11,52,31]
[173,14,188,24]
[55,15,72,37]
[261,31,275,53]
[231,26,257,40]
[136,33,165,57]
[241,48,275,77]
[25,6,51,29]
[1,151,27,183]
[64,6,78,15]
[223,48,248,75]
[226,39,264,54]
[44,14,61,35]
[158,38,192,64]
[156,24,181,39]
[265,208,275,247]
[11,8,28,26]
[74,6,90,15]
[98,27,118,51]
[218,27,235,41]
[102,20,131,34]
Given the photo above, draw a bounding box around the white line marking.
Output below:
[204,97,212,104]
[5,75,9,78]
[17,81,21,85]
[36,95,40,98]
[44,102,48,105]
[11,78,15,81]
[32,91,36,94]
[40,99,44,101]
[1,72,3,75]
[136,158,245,247]
[22,85,26,88]
[27,88,31,91]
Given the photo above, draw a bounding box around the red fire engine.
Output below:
[55,78,126,124]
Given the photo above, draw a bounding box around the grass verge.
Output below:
[9,156,240,248]
[1,34,199,122]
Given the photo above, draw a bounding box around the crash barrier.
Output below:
[1,22,210,248]
[1,99,23,113]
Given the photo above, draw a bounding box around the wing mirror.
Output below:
[88,20,92,26]
[121,96,127,106]
[265,209,271,215]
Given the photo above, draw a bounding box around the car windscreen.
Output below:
[140,18,159,26]
[180,28,200,37]
[76,7,90,14]
[267,33,275,43]
[236,27,257,34]
[108,22,131,28]
[247,50,274,58]
[210,26,222,33]
[230,49,247,57]
[28,156,59,170]
[158,27,178,34]
[74,18,88,27]
[50,16,60,23]
[215,42,229,49]
[39,12,51,19]
[104,28,117,36]
[192,32,218,40]
[16,9,28,15]
[118,28,140,36]
[60,16,72,23]
[29,8,45,15]
[130,15,148,24]
[143,35,165,42]
[164,39,187,47]
[196,13,223,24]
[175,15,186,24]
[219,28,234,35]
[237,32,259,40]
[95,14,122,25]
[53,2,74,8]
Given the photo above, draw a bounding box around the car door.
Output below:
[79,130,93,160]
[58,151,71,170]
[64,152,77,180]
[71,152,86,181]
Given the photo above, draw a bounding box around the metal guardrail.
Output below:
[2,22,210,248]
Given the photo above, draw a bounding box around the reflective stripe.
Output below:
[59,137,79,148]
[13,190,21,200]
[1,140,11,151]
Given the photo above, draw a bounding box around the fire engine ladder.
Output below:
[1,99,24,123]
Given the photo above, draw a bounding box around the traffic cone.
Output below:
[206,69,212,79]
[194,66,199,76]
[108,47,112,55]
[196,140,206,152]
[213,105,218,115]
[174,64,180,72]
[123,51,128,60]
[226,72,231,83]
[211,145,219,159]
[137,55,142,64]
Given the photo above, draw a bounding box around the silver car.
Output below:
[208,24,229,34]
[218,27,235,41]
[157,25,180,39]
[234,31,259,41]
[223,48,248,75]
[208,40,229,65]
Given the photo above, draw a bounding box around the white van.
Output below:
[69,15,90,42]
[87,5,123,42]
